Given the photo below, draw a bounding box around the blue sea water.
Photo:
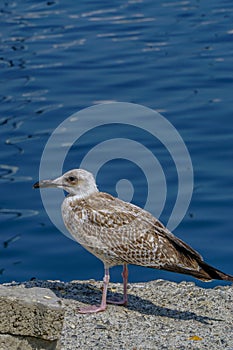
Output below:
[0,0,232,287]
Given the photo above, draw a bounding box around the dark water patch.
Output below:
[3,234,21,249]
[0,209,37,221]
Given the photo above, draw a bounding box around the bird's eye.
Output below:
[67,176,77,182]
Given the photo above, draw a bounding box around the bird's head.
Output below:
[33,169,98,198]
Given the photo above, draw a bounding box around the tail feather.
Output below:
[158,260,233,282]
[198,260,233,282]
[162,231,233,282]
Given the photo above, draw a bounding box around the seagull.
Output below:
[33,169,233,313]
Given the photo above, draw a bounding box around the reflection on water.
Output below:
[0,209,37,220]
[3,234,21,249]
[0,0,232,284]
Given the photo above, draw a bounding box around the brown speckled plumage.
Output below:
[63,192,202,274]
[34,168,233,313]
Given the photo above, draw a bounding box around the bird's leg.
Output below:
[78,268,110,314]
[107,264,128,306]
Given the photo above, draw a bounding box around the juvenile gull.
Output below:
[33,169,233,313]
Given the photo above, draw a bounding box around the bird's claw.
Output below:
[78,304,107,314]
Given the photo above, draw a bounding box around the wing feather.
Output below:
[68,192,203,269]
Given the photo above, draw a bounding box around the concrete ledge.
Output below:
[0,285,64,350]
[0,334,59,350]
[1,279,233,350]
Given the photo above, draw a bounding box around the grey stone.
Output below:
[0,334,60,350]
[0,286,64,341]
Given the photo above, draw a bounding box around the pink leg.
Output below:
[78,267,109,314]
[107,264,128,306]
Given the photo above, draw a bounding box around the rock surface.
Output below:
[0,285,64,350]
[1,279,233,350]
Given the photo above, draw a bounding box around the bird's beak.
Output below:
[33,178,62,189]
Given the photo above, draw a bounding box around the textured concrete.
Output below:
[0,334,59,350]
[0,285,64,350]
[1,279,233,349]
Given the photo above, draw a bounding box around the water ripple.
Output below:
[0,209,38,220]
[0,164,32,182]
